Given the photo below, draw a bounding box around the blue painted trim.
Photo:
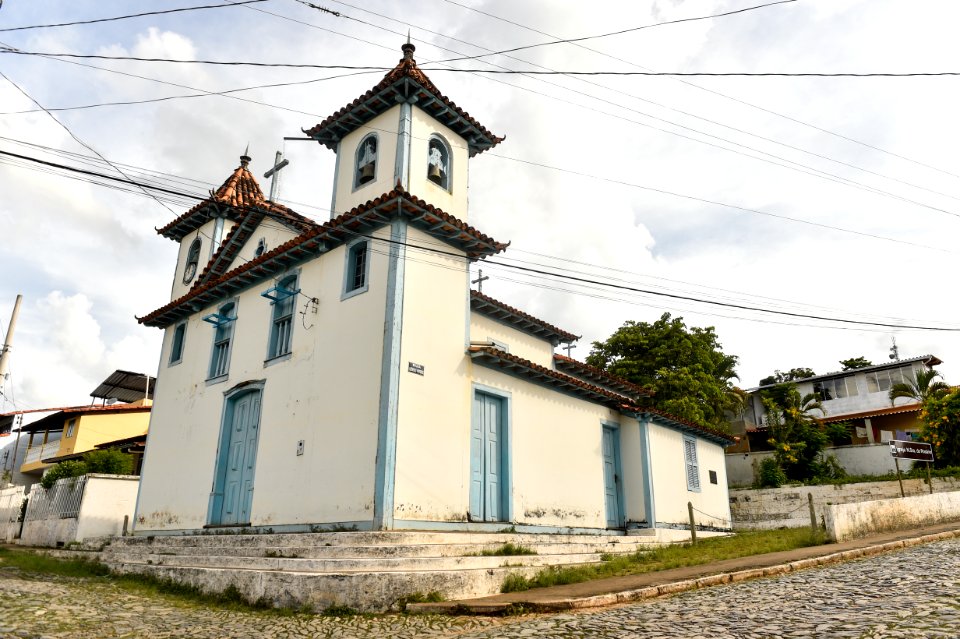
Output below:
[601,421,625,528]
[392,519,626,536]
[373,218,407,530]
[132,520,374,537]
[330,140,341,218]
[638,415,656,529]
[470,384,512,523]
[683,434,702,493]
[207,381,266,526]
[340,238,371,301]
[395,103,412,189]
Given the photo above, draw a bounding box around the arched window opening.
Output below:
[427,137,450,190]
[183,238,202,284]
[355,134,378,187]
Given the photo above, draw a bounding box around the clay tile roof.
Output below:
[304,43,503,157]
[637,408,736,445]
[156,156,263,241]
[468,346,636,409]
[470,290,578,345]
[553,354,652,398]
[139,187,507,328]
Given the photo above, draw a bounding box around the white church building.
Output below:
[133,42,733,538]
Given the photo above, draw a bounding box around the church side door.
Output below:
[210,389,262,526]
[470,391,507,522]
[602,425,624,529]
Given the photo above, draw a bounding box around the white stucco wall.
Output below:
[726,444,916,487]
[75,475,139,540]
[136,226,393,533]
[465,366,642,530]
[332,107,402,216]
[407,109,469,218]
[469,313,556,369]
[392,226,471,522]
[169,218,234,302]
[231,222,300,265]
[824,491,960,541]
[647,422,730,529]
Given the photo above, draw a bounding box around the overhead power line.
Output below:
[432,0,798,63]
[3,146,960,333]
[4,48,958,77]
[0,1,268,32]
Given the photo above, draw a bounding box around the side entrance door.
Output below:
[470,392,507,522]
[211,389,262,526]
[602,425,624,529]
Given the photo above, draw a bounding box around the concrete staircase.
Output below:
[75,530,659,612]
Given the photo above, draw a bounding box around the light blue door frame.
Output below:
[209,387,262,526]
[602,425,624,528]
[470,391,508,522]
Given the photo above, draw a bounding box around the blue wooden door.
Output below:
[602,426,623,528]
[220,391,261,525]
[470,392,505,522]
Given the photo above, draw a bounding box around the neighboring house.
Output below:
[726,355,942,483]
[133,42,734,538]
[2,370,154,486]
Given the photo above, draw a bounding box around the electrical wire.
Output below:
[0,1,267,33]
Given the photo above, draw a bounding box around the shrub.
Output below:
[919,390,960,468]
[756,457,787,488]
[823,422,852,446]
[40,460,88,489]
[83,448,134,475]
[810,454,847,483]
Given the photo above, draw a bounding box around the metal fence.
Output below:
[24,475,88,521]
[0,485,27,524]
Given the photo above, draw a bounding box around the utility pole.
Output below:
[0,294,22,384]
[263,150,290,202]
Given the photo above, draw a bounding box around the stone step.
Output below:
[101,540,649,560]
[107,562,546,612]
[112,529,637,549]
[103,550,608,573]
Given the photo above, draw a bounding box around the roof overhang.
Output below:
[635,410,736,446]
[553,354,651,399]
[471,291,578,346]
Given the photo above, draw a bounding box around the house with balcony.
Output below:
[3,370,154,486]
[726,355,942,483]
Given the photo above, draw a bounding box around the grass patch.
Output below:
[0,547,307,616]
[471,542,537,557]
[501,527,827,593]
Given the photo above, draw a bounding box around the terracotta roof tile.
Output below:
[139,187,507,327]
[470,290,578,345]
[553,354,652,398]
[304,43,503,157]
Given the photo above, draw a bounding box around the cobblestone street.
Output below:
[2,538,959,638]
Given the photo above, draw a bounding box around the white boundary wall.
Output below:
[824,491,960,541]
[19,474,138,547]
[726,444,915,487]
[0,484,27,542]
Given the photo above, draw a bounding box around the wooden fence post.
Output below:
[688,501,697,544]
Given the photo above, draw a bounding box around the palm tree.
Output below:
[889,368,949,406]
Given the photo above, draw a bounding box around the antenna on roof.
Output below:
[240,143,251,168]
[889,337,899,361]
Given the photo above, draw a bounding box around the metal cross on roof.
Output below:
[471,269,490,293]
[263,150,290,201]
[563,343,577,357]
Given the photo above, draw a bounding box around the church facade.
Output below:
[133,43,733,537]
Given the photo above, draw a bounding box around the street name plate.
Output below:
[889,439,934,462]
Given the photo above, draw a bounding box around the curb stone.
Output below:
[407,528,960,615]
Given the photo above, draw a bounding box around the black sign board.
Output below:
[889,439,934,462]
[408,362,425,376]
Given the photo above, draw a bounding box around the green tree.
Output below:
[40,460,87,490]
[586,313,738,430]
[919,389,960,468]
[765,386,827,481]
[759,368,815,387]
[839,356,872,370]
[889,368,950,405]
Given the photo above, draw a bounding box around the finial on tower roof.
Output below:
[240,143,251,168]
[401,35,415,60]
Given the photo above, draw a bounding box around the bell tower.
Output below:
[304,41,503,220]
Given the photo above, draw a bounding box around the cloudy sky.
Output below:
[1,0,959,419]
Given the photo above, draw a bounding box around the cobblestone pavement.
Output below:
[2,539,960,638]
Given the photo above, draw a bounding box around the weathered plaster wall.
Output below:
[729,478,960,530]
[136,225,393,533]
[647,423,730,529]
[824,491,960,541]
